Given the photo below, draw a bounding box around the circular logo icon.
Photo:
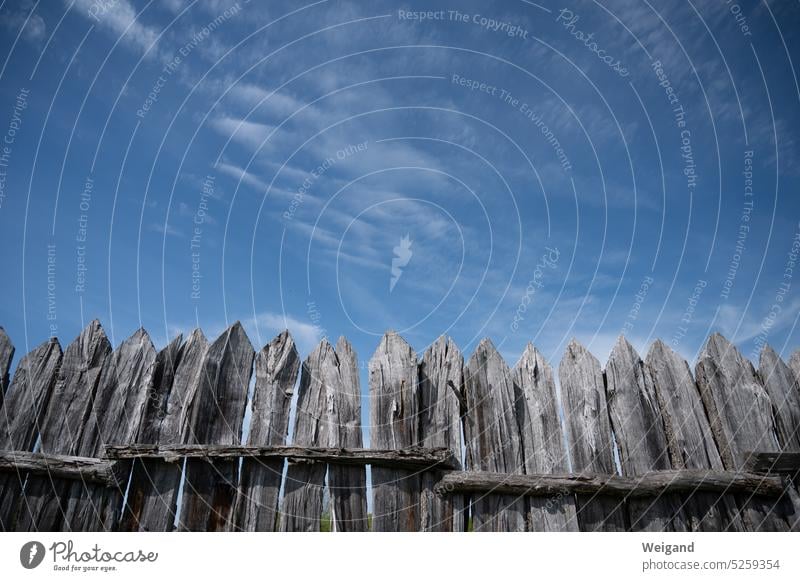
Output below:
[20,541,45,569]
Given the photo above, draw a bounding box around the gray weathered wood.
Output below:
[513,344,578,531]
[64,328,157,531]
[606,337,683,531]
[0,327,14,397]
[745,452,800,474]
[758,345,800,449]
[559,339,626,531]
[645,340,739,531]
[790,351,800,383]
[281,340,334,531]
[436,470,785,498]
[16,320,111,531]
[123,330,203,531]
[0,451,120,486]
[370,332,421,531]
[233,331,299,531]
[0,338,61,530]
[418,336,466,531]
[179,322,254,531]
[695,333,788,531]
[107,444,454,468]
[327,337,368,531]
[462,338,526,531]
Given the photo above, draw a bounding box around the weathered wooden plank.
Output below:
[790,350,800,383]
[327,337,368,531]
[559,339,626,531]
[513,344,578,531]
[178,322,254,531]
[233,331,299,531]
[16,320,111,531]
[0,338,61,530]
[0,327,14,397]
[419,336,466,531]
[63,328,157,531]
[281,340,334,531]
[606,337,684,531]
[645,340,739,531]
[0,451,119,486]
[107,444,454,468]
[745,452,800,474]
[757,345,800,530]
[436,470,785,498]
[122,330,204,531]
[695,333,789,531]
[758,345,800,449]
[369,332,421,531]
[462,338,526,531]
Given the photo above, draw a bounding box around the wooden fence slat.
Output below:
[178,322,254,531]
[233,331,299,531]
[0,327,14,397]
[16,320,111,531]
[463,338,526,532]
[418,336,466,532]
[513,344,577,531]
[559,339,626,531]
[758,345,800,449]
[280,340,334,531]
[758,345,800,530]
[0,338,61,530]
[369,332,421,531]
[790,351,800,382]
[695,333,789,531]
[122,331,204,531]
[645,340,740,531]
[328,337,368,531]
[606,337,686,531]
[63,329,157,531]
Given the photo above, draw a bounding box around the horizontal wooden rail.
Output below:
[0,450,121,486]
[104,444,459,470]
[435,469,786,498]
[743,451,800,474]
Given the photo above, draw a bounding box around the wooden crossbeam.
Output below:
[435,469,786,498]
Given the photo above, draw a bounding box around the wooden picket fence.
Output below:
[0,321,799,532]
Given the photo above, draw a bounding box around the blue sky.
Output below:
[1,0,799,404]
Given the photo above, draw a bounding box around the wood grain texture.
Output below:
[64,329,157,531]
[418,336,466,531]
[0,327,13,397]
[645,340,739,531]
[559,339,626,531]
[606,337,683,531]
[790,351,800,383]
[16,320,111,531]
[179,322,254,531]
[513,344,577,531]
[436,470,785,498]
[124,330,205,531]
[695,333,788,531]
[327,337,368,531]
[463,338,526,531]
[758,345,800,449]
[233,331,299,532]
[369,332,421,531]
[745,452,800,474]
[0,451,119,486]
[280,340,334,531]
[0,338,61,530]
